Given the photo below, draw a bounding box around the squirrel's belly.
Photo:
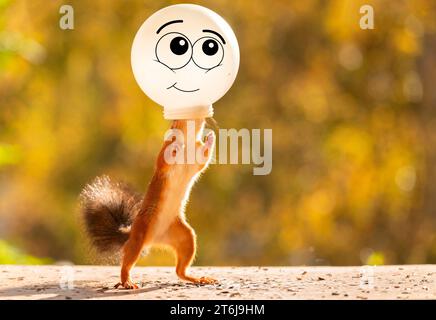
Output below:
[151,181,194,240]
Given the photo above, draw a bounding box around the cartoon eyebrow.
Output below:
[202,29,226,44]
[157,20,183,34]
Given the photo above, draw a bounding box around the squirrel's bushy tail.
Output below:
[79,175,142,254]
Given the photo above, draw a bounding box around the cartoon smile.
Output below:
[167,82,200,93]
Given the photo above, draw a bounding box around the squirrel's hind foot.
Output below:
[114,280,139,290]
[183,275,218,285]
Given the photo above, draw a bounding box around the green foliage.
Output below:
[366,252,385,266]
[0,143,22,167]
[0,240,51,264]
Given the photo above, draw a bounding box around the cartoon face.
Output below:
[131,4,240,119]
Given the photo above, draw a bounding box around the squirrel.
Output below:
[80,119,216,289]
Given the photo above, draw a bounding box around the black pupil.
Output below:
[202,39,219,56]
[170,37,188,55]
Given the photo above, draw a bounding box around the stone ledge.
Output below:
[0,265,434,300]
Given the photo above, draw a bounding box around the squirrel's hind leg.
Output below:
[162,218,217,285]
[115,228,149,290]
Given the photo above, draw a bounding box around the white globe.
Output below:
[131,4,240,119]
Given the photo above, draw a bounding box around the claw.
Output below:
[198,276,218,284]
[191,276,218,285]
[114,280,139,290]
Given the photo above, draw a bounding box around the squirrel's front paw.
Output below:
[197,132,215,164]
[204,131,215,148]
[114,280,139,290]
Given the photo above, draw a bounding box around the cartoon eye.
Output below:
[155,32,192,70]
[192,37,224,70]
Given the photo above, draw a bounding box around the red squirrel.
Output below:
[80,119,216,289]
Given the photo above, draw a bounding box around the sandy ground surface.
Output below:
[0,265,434,300]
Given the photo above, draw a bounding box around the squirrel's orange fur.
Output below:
[80,119,216,289]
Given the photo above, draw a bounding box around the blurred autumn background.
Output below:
[1,0,436,267]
